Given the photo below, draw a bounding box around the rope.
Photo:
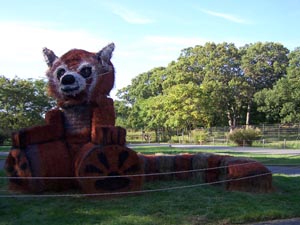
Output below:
[0,152,298,198]
[0,160,263,180]
[0,171,273,198]
[1,152,299,180]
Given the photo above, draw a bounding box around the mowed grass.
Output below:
[0,146,300,224]
[0,146,10,152]
[0,173,299,225]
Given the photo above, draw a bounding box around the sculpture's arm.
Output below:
[12,109,65,148]
[91,95,116,126]
[90,96,126,146]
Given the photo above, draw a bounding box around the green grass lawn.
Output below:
[0,146,10,152]
[0,173,299,225]
[0,146,299,224]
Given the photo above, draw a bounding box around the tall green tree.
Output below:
[241,42,289,125]
[117,67,166,105]
[0,76,54,131]
[255,47,300,123]
[114,99,131,128]
[116,67,167,129]
[163,43,214,89]
[116,41,294,134]
[137,95,168,140]
[163,82,203,131]
[199,42,247,129]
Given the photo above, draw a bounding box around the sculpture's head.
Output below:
[43,43,115,107]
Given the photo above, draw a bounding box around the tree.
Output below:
[255,47,300,123]
[116,67,167,130]
[114,100,131,128]
[163,82,203,131]
[0,76,54,132]
[241,42,289,126]
[115,41,294,134]
[137,95,168,141]
[163,43,213,89]
[199,42,247,129]
[117,67,166,105]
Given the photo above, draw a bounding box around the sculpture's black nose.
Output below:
[61,74,75,85]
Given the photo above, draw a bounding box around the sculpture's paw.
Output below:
[5,149,32,192]
[75,144,144,195]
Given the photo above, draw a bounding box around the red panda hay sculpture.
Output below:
[5,43,143,194]
[5,43,272,195]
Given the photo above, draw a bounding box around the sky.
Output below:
[1,0,300,98]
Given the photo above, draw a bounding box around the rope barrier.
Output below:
[1,152,299,180]
[0,151,298,198]
[0,171,273,198]
[0,160,264,180]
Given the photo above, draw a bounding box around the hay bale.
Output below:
[156,154,176,180]
[12,125,64,148]
[218,156,235,184]
[174,154,194,180]
[206,154,230,184]
[90,68,115,97]
[91,126,126,146]
[75,144,144,194]
[221,157,273,193]
[12,109,64,148]
[138,154,160,181]
[192,153,213,183]
[6,141,74,193]
[92,104,116,126]
[5,149,32,192]
[25,141,74,192]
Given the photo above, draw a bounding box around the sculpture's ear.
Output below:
[96,43,115,71]
[43,47,58,68]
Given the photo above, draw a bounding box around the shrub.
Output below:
[228,128,261,146]
[192,129,209,144]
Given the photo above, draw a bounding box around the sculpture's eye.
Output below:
[80,66,92,78]
[56,68,66,80]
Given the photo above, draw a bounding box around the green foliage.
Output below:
[192,129,209,144]
[0,76,55,132]
[241,42,289,90]
[114,41,295,132]
[0,129,9,145]
[114,100,131,128]
[241,42,289,125]
[255,47,300,123]
[163,82,203,129]
[228,128,261,146]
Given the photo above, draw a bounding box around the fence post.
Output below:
[262,124,265,140]
[278,124,281,141]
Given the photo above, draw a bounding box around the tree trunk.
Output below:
[227,111,236,132]
[155,129,159,143]
[246,102,251,129]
